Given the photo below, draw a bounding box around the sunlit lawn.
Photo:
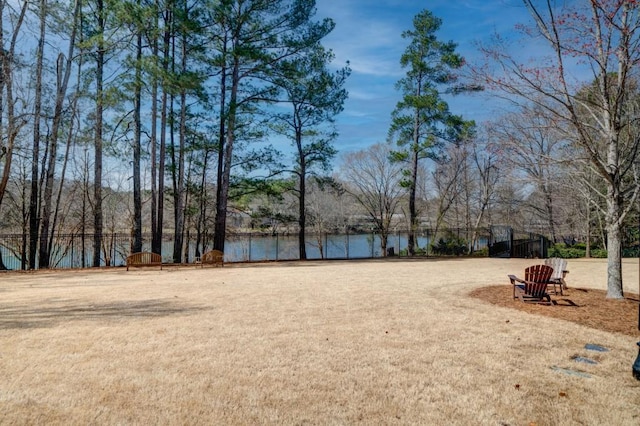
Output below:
[1,258,639,425]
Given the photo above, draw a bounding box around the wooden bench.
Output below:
[126,252,162,271]
[201,250,224,267]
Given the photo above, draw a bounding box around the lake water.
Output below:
[0,232,489,270]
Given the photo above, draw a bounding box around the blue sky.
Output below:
[314,0,534,154]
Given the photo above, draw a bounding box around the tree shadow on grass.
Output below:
[0,299,211,330]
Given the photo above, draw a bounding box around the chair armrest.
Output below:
[508,274,526,284]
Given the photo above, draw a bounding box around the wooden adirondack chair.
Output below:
[508,264,554,305]
[544,257,569,295]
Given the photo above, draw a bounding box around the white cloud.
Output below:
[317,1,408,78]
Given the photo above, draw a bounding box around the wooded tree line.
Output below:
[0,1,638,298]
[0,0,349,268]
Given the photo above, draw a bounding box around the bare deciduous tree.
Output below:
[430,144,466,240]
[474,0,640,298]
[490,104,568,243]
[0,0,29,270]
[469,129,500,252]
[341,143,404,256]
[305,178,348,259]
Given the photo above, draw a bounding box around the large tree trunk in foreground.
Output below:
[605,182,624,299]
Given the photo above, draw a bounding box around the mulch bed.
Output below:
[469,285,640,337]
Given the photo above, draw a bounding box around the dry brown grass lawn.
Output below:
[1,257,640,425]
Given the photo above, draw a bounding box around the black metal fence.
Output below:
[0,228,492,271]
[488,226,550,259]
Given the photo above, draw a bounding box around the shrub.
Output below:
[414,246,427,256]
[573,242,587,250]
[431,234,468,256]
[590,248,608,258]
[398,247,427,257]
[548,244,585,259]
[470,247,489,257]
[398,246,427,256]
[547,241,640,259]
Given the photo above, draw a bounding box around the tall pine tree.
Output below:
[388,9,470,256]
[272,45,350,259]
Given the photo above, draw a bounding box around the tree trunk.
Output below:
[0,0,28,264]
[153,6,171,256]
[545,188,557,244]
[29,0,46,270]
[20,174,28,270]
[195,147,210,258]
[172,97,186,263]
[605,182,624,299]
[150,31,160,254]
[585,202,591,258]
[213,115,232,253]
[92,0,105,267]
[40,0,79,268]
[172,21,187,264]
[380,228,388,257]
[213,48,238,253]
[470,201,488,255]
[213,30,228,253]
[132,32,143,253]
[81,149,89,268]
[408,148,418,256]
[407,83,422,257]
[314,233,324,259]
[38,54,60,269]
[50,102,76,261]
[297,127,307,260]
[195,146,210,258]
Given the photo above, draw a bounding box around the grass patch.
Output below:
[1,258,639,425]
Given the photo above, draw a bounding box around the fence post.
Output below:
[20,233,26,270]
[509,228,514,258]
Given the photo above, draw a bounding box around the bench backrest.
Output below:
[201,250,224,266]
[127,252,162,265]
